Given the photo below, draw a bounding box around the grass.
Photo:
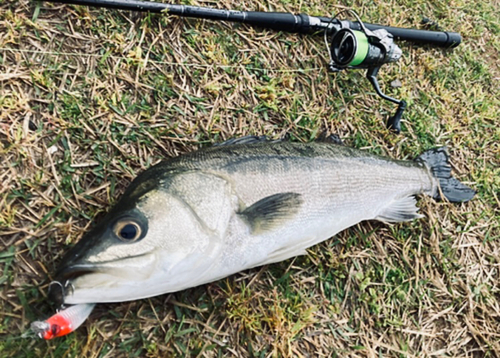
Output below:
[1,0,499,356]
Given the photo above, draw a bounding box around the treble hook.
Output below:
[48,280,74,308]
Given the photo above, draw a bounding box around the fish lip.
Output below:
[56,252,154,279]
[56,264,98,282]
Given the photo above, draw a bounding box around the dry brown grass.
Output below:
[1,0,499,357]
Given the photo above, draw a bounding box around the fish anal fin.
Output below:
[375,196,424,223]
[255,247,308,267]
[239,192,303,234]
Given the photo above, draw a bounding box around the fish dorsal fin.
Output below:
[316,132,344,145]
[239,193,303,234]
[375,195,424,223]
[214,135,270,147]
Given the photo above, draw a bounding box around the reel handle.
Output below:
[387,100,406,133]
[365,67,406,133]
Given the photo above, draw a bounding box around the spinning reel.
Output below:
[326,10,406,132]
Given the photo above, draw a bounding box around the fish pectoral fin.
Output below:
[238,192,303,234]
[375,195,424,223]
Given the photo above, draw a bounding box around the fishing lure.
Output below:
[31,303,95,340]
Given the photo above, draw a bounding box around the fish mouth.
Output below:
[49,265,99,306]
[57,265,98,282]
[55,252,156,282]
[51,253,157,305]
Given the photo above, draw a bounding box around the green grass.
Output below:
[1,0,499,356]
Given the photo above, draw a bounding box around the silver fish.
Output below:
[51,137,474,305]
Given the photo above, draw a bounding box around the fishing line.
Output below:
[0,47,321,73]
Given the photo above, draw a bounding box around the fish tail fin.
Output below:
[416,147,475,203]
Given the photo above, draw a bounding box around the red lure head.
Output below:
[41,314,73,340]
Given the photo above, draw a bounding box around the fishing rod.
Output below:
[44,0,462,133]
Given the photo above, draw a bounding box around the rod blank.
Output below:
[45,0,461,47]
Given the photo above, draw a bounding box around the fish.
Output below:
[49,136,475,306]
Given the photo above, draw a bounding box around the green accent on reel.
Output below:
[349,30,369,66]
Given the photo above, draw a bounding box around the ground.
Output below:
[1,0,499,357]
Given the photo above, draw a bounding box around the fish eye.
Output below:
[113,219,143,242]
